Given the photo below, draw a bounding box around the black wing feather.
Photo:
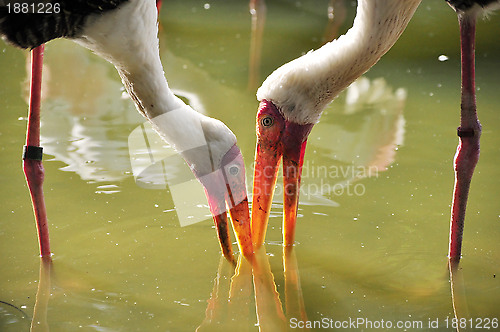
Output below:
[0,0,129,49]
[446,0,498,11]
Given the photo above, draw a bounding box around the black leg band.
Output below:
[457,127,474,138]
[23,145,43,161]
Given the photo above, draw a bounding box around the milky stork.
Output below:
[0,0,253,263]
[250,0,422,249]
[251,0,498,264]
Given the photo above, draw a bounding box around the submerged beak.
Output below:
[201,144,253,264]
[251,100,312,249]
[204,180,236,264]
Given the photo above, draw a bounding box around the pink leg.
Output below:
[23,45,51,258]
[448,14,480,264]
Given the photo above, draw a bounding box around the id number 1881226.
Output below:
[445,317,498,330]
[6,2,61,14]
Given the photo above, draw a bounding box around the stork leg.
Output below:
[448,14,480,264]
[23,45,51,258]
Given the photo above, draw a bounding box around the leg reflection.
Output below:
[197,256,236,331]
[322,0,347,43]
[30,256,52,332]
[248,0,267,91]
[448,260,470,329]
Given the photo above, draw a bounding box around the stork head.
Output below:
[144,99,253,264]
[251,99,313,248]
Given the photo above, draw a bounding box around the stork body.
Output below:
[251,0,422,248]
[0,0,253,263]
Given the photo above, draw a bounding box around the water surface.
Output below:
[1,1,499,331]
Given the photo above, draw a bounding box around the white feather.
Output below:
[74,0,236,176]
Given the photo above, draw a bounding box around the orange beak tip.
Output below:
[228,200,255,260]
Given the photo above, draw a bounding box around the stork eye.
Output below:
[229,165,239,176]
[261,116,273,127]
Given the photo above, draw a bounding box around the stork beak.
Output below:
[251,139,282,248]
[204,181,236,264]
[281,136,308,247]
[201,144,253,264]
[251,100,312,249]
[222,145,254,260]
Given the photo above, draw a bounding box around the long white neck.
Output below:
[257,0,421,125]
[74,0,236,174]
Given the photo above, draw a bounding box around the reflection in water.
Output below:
[448,260,469,330]
[30,257,51,332]
[252,248,286,330]
[322,0,347,43]
[197,256,254,331]
[19,250,477,331]
[33,41,143,185]
[198,247,308,332]
[0,301,30,330]
[248,0,267,91]
[23,248,464,332]
[248,0,347,91]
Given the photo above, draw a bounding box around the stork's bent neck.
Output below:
[257,0,421,125]
[73,0,235,166]
[75,0,182,120]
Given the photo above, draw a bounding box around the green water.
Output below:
[1,1,499,331]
